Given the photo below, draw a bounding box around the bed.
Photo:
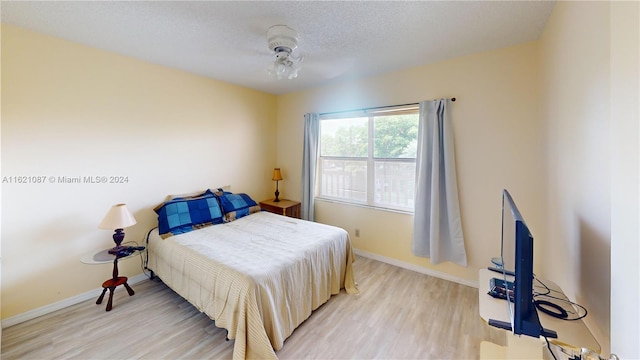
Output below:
[146,189,358,360]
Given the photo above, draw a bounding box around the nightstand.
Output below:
[81,247,144,311]
[259,199,301,219]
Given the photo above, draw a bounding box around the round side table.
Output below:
[80,248,143,311]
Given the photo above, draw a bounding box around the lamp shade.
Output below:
[98,204,137,230]
[272,168,283,181]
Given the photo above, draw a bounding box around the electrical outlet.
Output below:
[355,229,360,237]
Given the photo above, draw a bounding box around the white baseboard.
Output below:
[1,273,149,329]
[353,249,479,288]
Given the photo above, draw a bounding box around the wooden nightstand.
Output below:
[259,199,301,219]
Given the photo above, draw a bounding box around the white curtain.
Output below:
[412,99,467,266]
[301,112,320,221]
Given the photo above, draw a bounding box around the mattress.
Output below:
[147,211,358,359]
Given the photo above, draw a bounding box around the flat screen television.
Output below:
[488,189,557,339]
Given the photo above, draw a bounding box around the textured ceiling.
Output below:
[1,1,555,95]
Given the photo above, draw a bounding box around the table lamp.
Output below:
[99,204,137,254]
[272,168,283,202]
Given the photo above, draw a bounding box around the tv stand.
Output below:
[478,269,599,358]
[487,319,558,339]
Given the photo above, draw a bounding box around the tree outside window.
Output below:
[319,108,419,212]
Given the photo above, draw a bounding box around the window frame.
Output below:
[316,105,419,213]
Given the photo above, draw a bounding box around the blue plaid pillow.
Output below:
[216,193,261,222]
[154,193,224,238]
[212,187,231,194]
[171,189,214,201]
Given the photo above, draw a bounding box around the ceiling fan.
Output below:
[266,25,303,80]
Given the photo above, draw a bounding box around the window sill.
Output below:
[314,197,414,215]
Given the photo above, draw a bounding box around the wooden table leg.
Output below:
[96,288,108,305]
[123,282,135,296]
[106,287,115,312]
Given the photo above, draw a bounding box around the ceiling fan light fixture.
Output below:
[266,25,302,80]
[267,25,299,52]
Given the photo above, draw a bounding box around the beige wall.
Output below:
[609,1,639,358]
[1,24,277,319]
[539,1,612,353]
[277,41,545,283]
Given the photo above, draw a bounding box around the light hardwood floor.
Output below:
[1,256,505,359]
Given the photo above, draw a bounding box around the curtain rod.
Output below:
[319,98,456,116]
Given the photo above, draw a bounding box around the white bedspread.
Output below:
[147,211,358,359]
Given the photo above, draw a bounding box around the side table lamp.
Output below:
[99,203,137,255]
[272,167,283,202]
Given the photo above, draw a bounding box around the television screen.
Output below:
[500,192,516,273]
[491,189,557,339]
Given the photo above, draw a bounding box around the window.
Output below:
[318,106,419,212]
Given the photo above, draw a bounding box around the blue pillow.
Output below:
[216,193,261,222]
[171,189,214,201]
[154,193,224,238]
[211,188,232,197]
